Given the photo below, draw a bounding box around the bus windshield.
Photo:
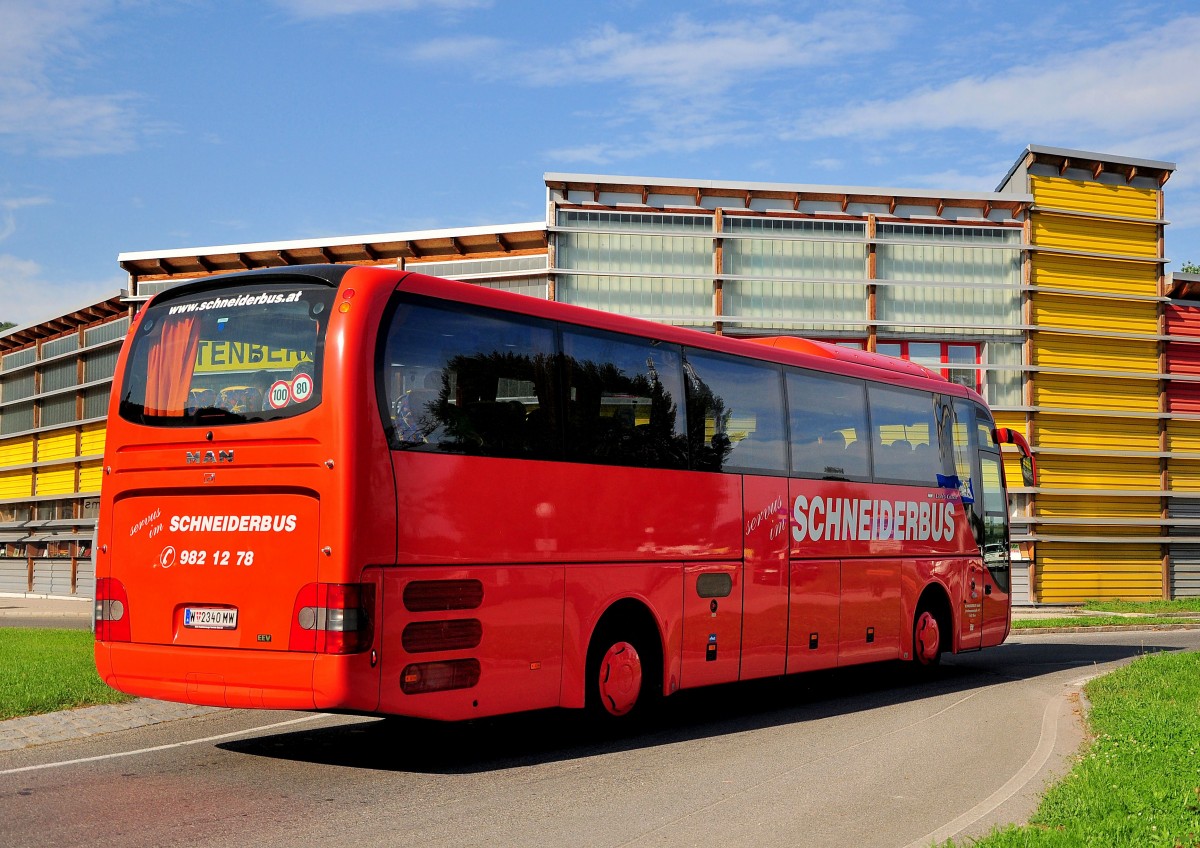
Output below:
[117,280,336,426]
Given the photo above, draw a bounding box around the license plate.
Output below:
[184,607,238,630]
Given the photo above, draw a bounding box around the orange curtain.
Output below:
[145,317,200,416]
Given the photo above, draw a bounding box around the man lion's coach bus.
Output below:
[94,264,1034,720]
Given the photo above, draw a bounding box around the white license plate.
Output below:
[184,607,238,630]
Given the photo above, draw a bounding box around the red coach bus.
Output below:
[94,264,1034,720]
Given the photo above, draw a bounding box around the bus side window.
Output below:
[683,350,786,475]
[562,329,688,470]
[379,297,561,459]
[867,385,952,486]
[787,370,869,481]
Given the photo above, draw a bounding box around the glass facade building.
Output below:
[3,144,1193,604]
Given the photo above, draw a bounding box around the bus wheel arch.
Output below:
[912,584,953,666]
[585,599,663,719]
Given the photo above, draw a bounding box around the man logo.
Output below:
[185,450,235,464]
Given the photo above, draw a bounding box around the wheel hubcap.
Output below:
[915,612,940,664]
[598,641,642,716]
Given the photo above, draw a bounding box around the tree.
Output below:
[0,321,14,332]
[1182,261,1200,274]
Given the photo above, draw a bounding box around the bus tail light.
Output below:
[290,582,375,654]
[94,577,131,642]
[400,659,481,694]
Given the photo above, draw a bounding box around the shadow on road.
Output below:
[218,636,1183,774]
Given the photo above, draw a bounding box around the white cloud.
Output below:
[499,10,903,94]
[0,196,51,241]
[0,254,123,328]
[275,0,490,18]
[0,0,141,157]
[793,15,1200,151]
[504,9,906,164]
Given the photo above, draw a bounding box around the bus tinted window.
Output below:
[684,350,787,474]
[380,298,561,459]
[868,384,948,485]
[788,371,870,480]
[118,281,335,426]
[562,329,688,469]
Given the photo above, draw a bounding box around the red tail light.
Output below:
[289,582,375,654]
[94,577,131,642]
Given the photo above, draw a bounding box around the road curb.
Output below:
[1012,622,1200,635]
[0,699,223,752]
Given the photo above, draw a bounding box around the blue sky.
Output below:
[2,0,1200,326]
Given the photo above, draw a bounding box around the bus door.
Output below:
[978,450,1012,646]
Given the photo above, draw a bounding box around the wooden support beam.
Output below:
[362,244,380,262]
[841,195,849,213]
[1127,165,1138,183]
[1092,161,1104,180]
[1059,158,1070,175]
[155,258,173,276]
[494,232,511,253]
[793,192,801,211]
[277,250,294,265]
[450,237,464,255]
[889,197,897,214]
[936,199,945,217]
[642,187,650,205]
[235,253,251,270]
[196,255,215,274]
[318,247,337,264]
[406,241,421,259]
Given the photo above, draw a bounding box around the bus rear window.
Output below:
[118,282,336,427]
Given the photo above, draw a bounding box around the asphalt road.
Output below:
[2,628,1197,848]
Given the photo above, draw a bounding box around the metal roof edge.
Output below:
[544,172,1030,205]
[116,221,547,263]
[996,144,1177,192]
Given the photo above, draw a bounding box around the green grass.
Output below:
[0,628,132,720]
[1013,615,1200,630]
[1083,599,1200,615]
[941,650,1200,847]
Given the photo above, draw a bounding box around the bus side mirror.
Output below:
[994,427,1037,487]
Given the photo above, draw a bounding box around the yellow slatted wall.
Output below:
[1032,295,1157,334]
[0,436,34,467]
[80,424,106,456]
[1030,176,1161,219]
[1037,495,1161,519]
[1035,543,1162,602]
[1036,455,1161,490]
[35,465,76,496]
[1037,414,1159,452]
[1168,460,1200,492]
[37,429,77,462]
[1030,253,1159,297]
[79,461,102,493]
[1033,375,1158,411]
[1028,170,1166,602]
[1032,214,1159,258]
[1034,334,1158,373]
[0,469,32,499]
[1169,420,1200,453]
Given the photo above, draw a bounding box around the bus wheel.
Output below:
[596,639,642,716]
[913,608,943,666]
[587,621,659,720]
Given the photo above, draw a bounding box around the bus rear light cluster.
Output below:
[401,619,482,653]
[402,579,483,612]
[93,577,131,642]
[289,582,375,654]
[400,659,481,695]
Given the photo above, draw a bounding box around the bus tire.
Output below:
[586,615,660,721]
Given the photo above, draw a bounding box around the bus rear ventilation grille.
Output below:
[402,619,483,653]
[403,579,484,612]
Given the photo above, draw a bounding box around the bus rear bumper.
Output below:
[96,642,319,711]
